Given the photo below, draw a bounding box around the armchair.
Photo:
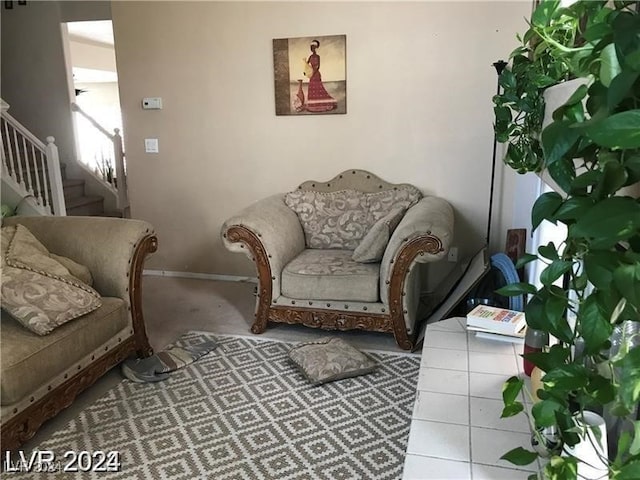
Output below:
[222,170,453,350]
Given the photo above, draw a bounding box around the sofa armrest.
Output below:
[3,216,156,301]
[379,196,454,304]
[222,194,305,299]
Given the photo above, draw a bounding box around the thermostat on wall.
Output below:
[142,97,162,110]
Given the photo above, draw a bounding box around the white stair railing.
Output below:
[71,103,128,210]
[0,102,66,216]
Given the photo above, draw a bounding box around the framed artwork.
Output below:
[273,34,346,116]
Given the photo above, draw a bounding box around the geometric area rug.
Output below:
[15,332,421,480]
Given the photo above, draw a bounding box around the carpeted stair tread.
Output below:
[65,195,105,216]
[63,178,84,188]
[62,178,85,200]
[101,210,125,218]
[64,194,103,209]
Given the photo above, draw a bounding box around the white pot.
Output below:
[562,411,609,480]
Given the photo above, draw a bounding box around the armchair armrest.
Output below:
[3,216,156,301]
[379,196,454,304]
[222,194,305,299]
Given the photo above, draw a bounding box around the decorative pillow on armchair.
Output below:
[288,337,377,385]
[284,187,421,250]
[1,224,101,335]
[284,189,370,249]
[352,207,406,263]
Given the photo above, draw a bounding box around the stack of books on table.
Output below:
[466,304,526,344]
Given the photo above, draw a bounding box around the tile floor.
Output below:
[403,317,540,479]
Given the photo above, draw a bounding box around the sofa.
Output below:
[1,216,157,452]
[222,169,454,350]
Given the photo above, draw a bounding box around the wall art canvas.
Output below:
[273,34,346,116]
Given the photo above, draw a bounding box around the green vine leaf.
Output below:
[500,447,538,466]
[616,461,640,480]
[532,399,565,427]
[573,197,640,246]
[586,110,640,149]
[554,197,594,222]
[544,455,578,480]
[593,160,628,199]
[630,421,640,456]
[578,295,613,354]
[613,347,640,413]
[539,242,560,260]
[516,253,539,269]
[542,120,582,165]
[543,364,590,392]
[584,251,620,290]
[496,282,537,296]
[503,376,524,405]
[523,345,571,373]
[624,153,640,185]
[540,260,573,286]
[549,157,577,194]
[608,70,639,111]
[600,43,622,87]
[532,192,563,230]
[613,264,640,309]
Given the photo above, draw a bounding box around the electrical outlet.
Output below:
[447,246,459,262]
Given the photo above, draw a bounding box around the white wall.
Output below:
[1,1,76,162]
[112,1,531,277]
[0,0,111,166]
[69,37,117,73]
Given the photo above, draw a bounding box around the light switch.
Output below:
[142,97,163,109]
[145,138,159,153]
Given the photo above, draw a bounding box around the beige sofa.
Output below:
[222,169,454,350]
[1,216,157,452]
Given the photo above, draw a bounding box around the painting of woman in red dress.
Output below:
[272,34,346,115]
[304,39,337,112]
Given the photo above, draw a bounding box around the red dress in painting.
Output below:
[306,53,337,112]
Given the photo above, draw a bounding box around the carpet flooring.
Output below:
[13,332,420,480]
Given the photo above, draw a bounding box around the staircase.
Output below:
[60,164,109,216]
[1,99,128,217]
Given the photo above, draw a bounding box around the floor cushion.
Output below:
[288,337,377,385]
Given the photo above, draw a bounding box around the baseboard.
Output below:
[143,269,258,283]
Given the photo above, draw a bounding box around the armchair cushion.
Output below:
[1,225,102,336]
[0,297,128,406]
[352,207,405,263]
[281,249,379,302]
[288,337,377,385]
[284,188,421,250]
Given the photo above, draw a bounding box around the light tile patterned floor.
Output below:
[403,317,539,479]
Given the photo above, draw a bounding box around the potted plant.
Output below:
[492,1,640,478]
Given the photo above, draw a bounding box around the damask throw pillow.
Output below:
[284,189,369,250]
[288,337,377,385]
[284,187,421,250]
[352,207,406,263]
[1,224,102,335]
